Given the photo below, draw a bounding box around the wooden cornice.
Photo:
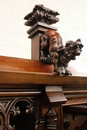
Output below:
[0,56,87,86]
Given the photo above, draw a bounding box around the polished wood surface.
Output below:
[0,56,86,85]
[40,30,83,75]
[0,56,87,130]
[0,70,87,85]
[0,56,53,73]
[0,4,86,130]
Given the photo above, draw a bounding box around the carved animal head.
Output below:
[65,39,83,60]
[73,39,83,56]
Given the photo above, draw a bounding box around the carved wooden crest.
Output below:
[24,4,84,75]
[24,4,60,26]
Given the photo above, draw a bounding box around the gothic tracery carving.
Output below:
[0,98,38,130]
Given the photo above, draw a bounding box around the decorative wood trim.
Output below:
[27,22,57,38]
[0,97,38,130]
[0,56,53,73]
[0,70,87,85]
[46,86,67,104]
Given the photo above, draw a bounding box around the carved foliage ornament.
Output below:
[24,4,60,26]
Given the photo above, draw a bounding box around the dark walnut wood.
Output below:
[0,56,87,130]
[75,119,87,130]
[0,4,85,130]
[24,4,59,61]
[64,105,87,130]
[24,4,83,75]
[24,4,60,26]
[40,30,83,75]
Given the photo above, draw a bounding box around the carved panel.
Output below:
[0,97,39,130]
[64,113,87,130]
[0,103,5,130]
[75,119,87,130]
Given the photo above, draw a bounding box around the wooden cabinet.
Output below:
[0,56,87,130]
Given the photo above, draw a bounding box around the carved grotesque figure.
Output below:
[40,30,83,75]
[40,30,64,63]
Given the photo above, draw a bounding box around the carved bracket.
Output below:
[46,86,67,104]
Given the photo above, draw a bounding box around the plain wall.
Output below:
[0,0,87,76]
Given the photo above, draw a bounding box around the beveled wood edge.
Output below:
[0,70,87,85]
[0,56,87,87]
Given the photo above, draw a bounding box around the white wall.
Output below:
[0,0,87,75]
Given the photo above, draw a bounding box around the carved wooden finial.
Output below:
[24,4,84,75]
[24,4,59,60]
[24,4,60,26]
